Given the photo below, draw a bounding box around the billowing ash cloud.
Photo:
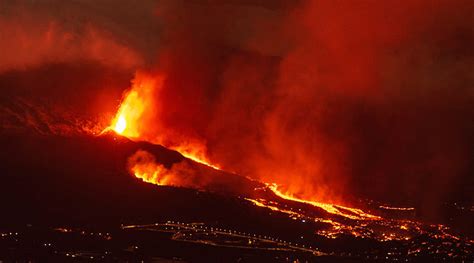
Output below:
[0,0,153,72]
[134,0,473,212]
[2,0,473,216]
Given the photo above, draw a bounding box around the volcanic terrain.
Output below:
[0,132,472,262]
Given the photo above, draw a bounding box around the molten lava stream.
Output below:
[109,112,380,220]
[104,74,380,221]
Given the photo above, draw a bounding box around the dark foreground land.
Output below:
[0,133,472,262]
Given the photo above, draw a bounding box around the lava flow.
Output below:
[97,71,474,249]
[107,72,219,170]
[105,72,382,221]
[266,183,380,221]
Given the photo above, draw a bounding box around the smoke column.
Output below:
[122,1,474,213]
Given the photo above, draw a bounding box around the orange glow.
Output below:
[114,116,127,134]
[110,88,466,244]
[105,72,219,170]
[266,183,381,220]
[128,150,175,186]
[174,144,220,170]
[107,71,379,222]
[109,73,160,137]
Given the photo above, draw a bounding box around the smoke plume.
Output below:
[128,0,474,211]
[2,0,473,215]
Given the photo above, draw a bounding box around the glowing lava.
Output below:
[128,150,174,186]
[104,72,474,249]
[106,73,220,170]
[106,71,380,221]
[266,183,380,220]
[105,71,163,138]
[175,145,221,170]
[114,115,127,134]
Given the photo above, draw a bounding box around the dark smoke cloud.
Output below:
[0,1,151,72]
[139,0,474,212]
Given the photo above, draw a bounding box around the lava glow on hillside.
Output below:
[101,71,474,250]
[107,72,219,170]
[1,0,473,261]
[105,72,380,221]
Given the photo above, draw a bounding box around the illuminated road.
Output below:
[121,222,326,256]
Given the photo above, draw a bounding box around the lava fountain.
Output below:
[101,71,474,247]
[103,71,385,221]
[109,72,161,138]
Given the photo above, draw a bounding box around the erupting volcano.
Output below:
[105,72,382,221]
[1,0,473,262]
[94,66,474,261]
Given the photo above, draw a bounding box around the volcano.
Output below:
[1,0,474,261]
[0,132,472,262]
